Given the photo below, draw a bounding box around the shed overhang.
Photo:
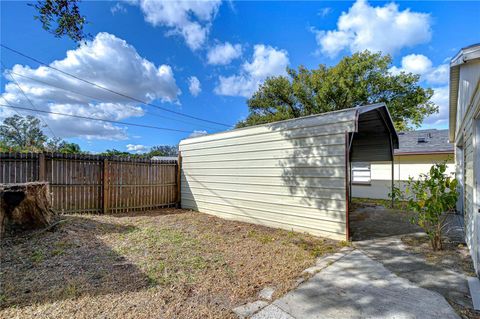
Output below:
[349,103,399,162]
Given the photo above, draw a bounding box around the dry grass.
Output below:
[0,209,343,319]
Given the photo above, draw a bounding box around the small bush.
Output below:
[401,162,458,251]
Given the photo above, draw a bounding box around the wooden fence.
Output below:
[0,153,179,214]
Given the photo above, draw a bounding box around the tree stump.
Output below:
[0,182,54,237]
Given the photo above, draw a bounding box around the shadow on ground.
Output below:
[349,203,478,317]
[355,235,475,315]
[0,215,150,309]
[349,203,422,241]
[268,250,459,319]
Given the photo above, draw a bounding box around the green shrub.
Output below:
[402,162,458,250]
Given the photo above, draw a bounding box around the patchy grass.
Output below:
[0,209,343,319]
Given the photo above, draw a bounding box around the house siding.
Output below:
[352,154,455,200]
[179,110,358,241]
[454,58,480,275]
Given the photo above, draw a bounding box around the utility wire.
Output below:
[4,70,219,131]
[0,44,233,128]
[1,61,58,138]
[1,95,22,116]
[0,103,193,133]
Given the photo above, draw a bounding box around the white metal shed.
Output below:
[179,103,398,241]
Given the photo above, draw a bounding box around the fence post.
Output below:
[38,153,46,182]
[176,152,182,208]
[102,158,109,214]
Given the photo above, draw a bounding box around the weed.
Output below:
[247,229,276,244]
[63,281,79,298]
[30,250,45,264]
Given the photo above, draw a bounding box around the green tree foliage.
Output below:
[149,145,178,157]
[45,138,82,154]
[402,162,458,251]
[0,115,82,153]
[238,51,437,131]
[29,0,89,42]
[0,115,48,152]
[100,146,178,158]
[100,149,132,157]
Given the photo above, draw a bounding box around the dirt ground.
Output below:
[0,209,344,319]
[349,199,422,241]
[401,234,476,277]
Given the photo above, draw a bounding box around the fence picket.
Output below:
[0,152,178,214]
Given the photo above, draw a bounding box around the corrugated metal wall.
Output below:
[179,110,358,240]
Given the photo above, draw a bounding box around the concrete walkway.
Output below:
[355,234,473,310]
[252,250,459,319]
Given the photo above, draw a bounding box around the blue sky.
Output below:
[1,0,479,153]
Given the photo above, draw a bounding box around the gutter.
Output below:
[394,150,454,156]
[449,43,480,142]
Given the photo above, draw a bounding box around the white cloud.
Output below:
[189,130,208,138]
[188,76,201,96]
[318,7,332,17]
[1,32,180,140]
[130,0,222,51]
[126,144,149,153]
[111,2,127,15]
[423,86,449,127]
[314,0,431,57]
[215,44,289,97]
[389,54,449,85]
[424,64,449,85]
[207,42,242,65]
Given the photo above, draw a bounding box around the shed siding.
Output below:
[180,111,357,241]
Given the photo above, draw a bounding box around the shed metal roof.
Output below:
[395,129,453,155]
[181,103,399,163]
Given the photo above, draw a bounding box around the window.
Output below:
[351,162,371,185]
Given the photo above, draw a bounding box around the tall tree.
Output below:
[29,0,89,42]
[238,51,437,131]
[148,145,178,157]
[0,115,47,151]
[45,138,82,153]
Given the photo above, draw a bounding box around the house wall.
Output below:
[455,60,480,275]
[352,153,455,200]
[179,111,358,241]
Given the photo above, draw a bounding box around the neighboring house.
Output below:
[351,129,455,200]
[449,43,480,276]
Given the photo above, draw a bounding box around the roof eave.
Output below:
[449,44,480,143]
[394,150,454,156]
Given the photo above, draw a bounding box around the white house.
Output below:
[449,43,480,276]
[351,129,455,200]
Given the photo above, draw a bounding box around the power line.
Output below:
[4,70,220,131]
[1,61,58,138]
[0,44,233,128]
[0,103,193,133]
[1,95,22,117]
